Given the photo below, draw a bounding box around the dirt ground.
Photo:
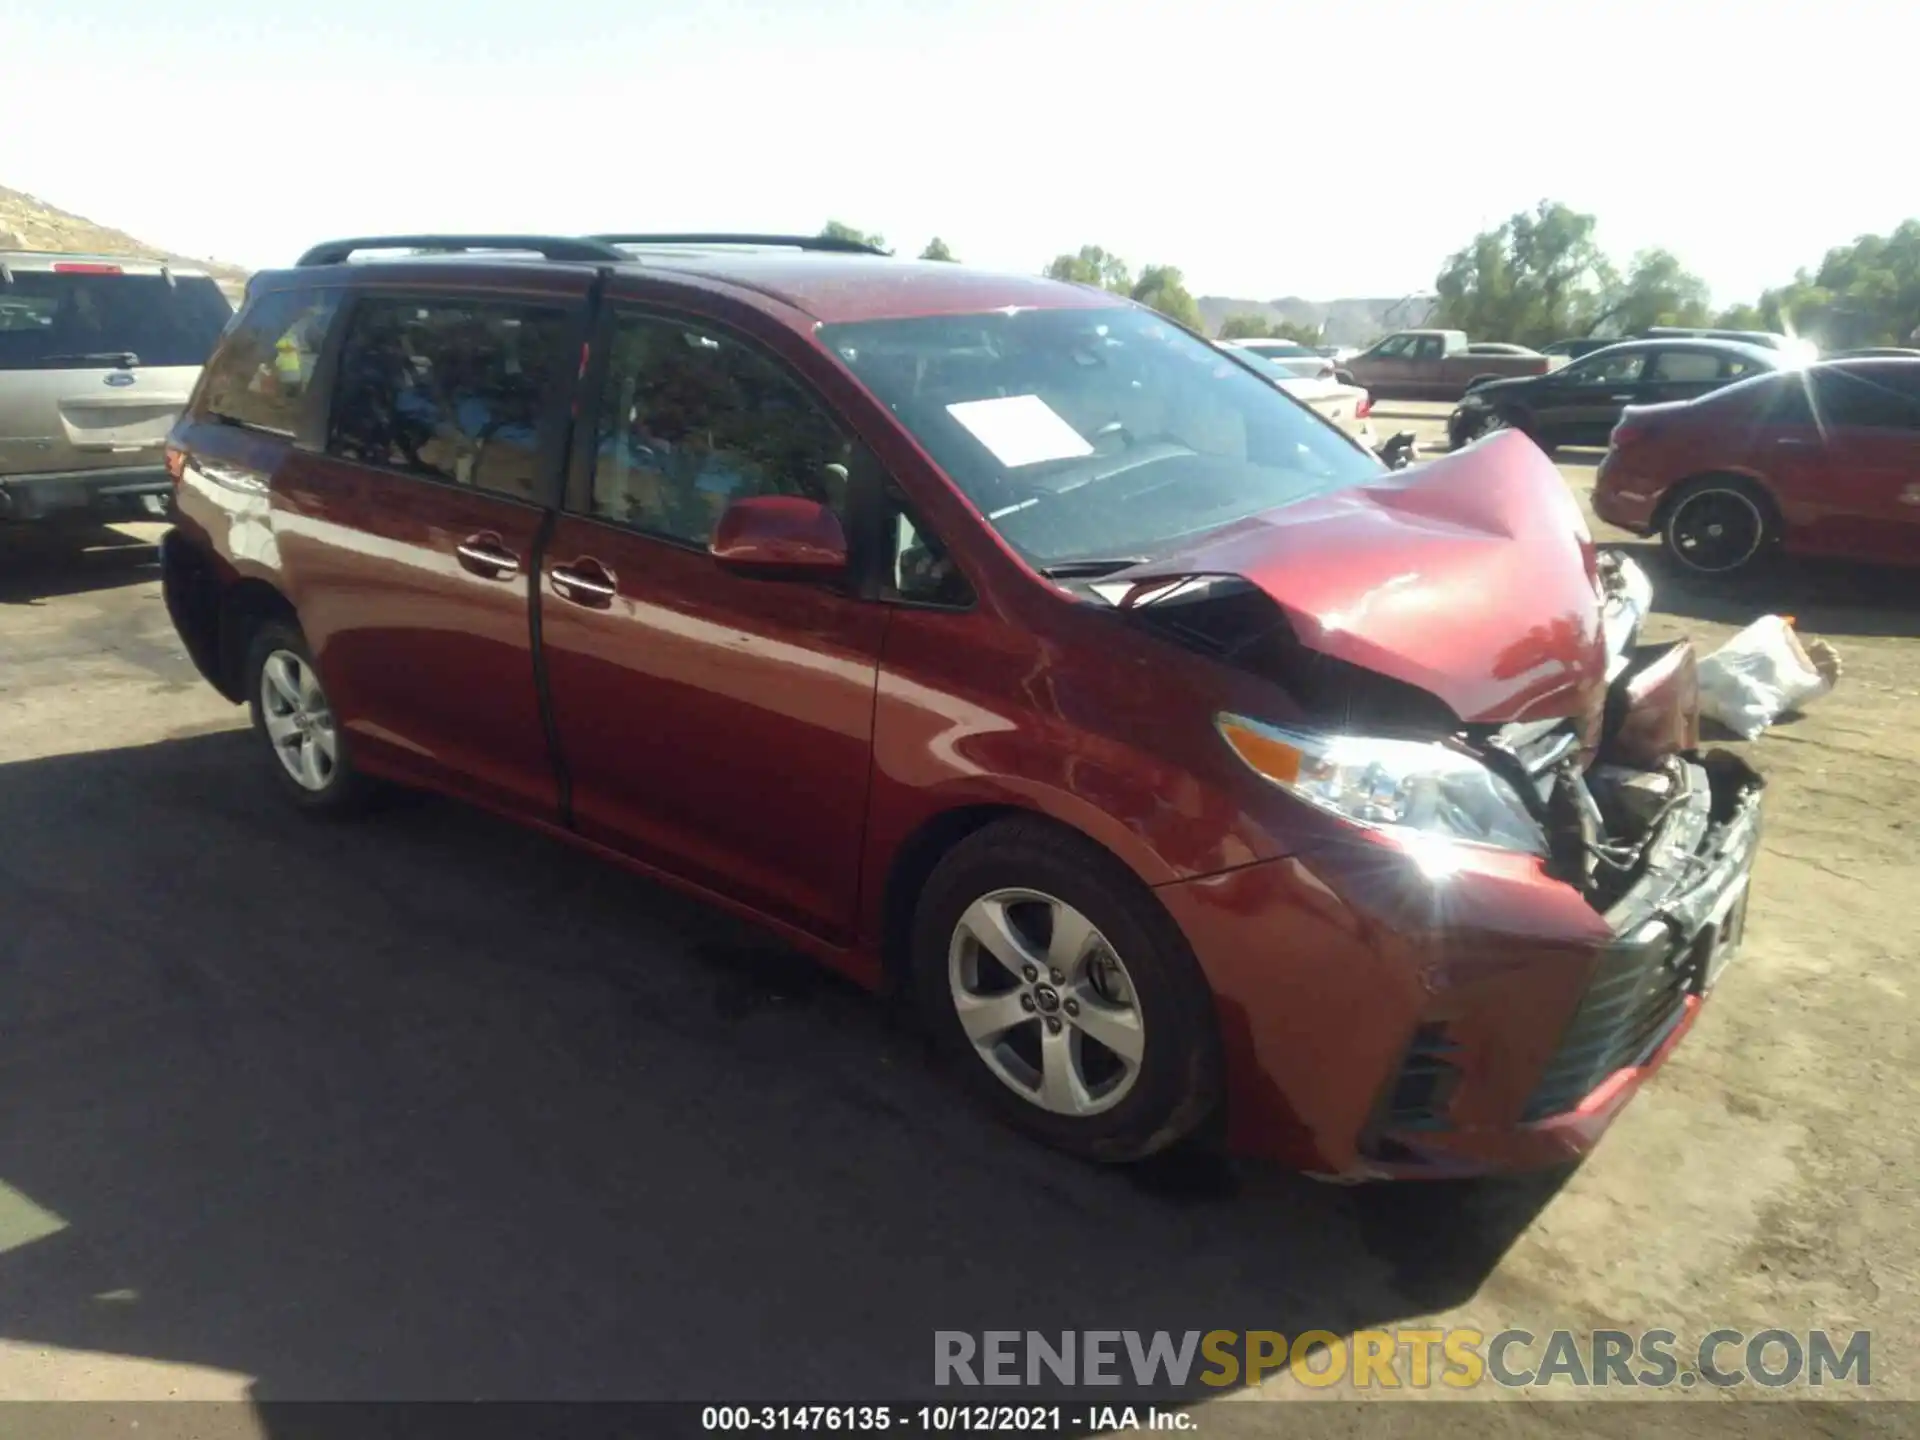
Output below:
[1,412,1915,1435]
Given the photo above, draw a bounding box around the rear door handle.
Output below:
[1776,437,1817,448]
[550,560,617,608]
[455,533,520,579]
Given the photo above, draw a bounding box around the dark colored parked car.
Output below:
[1595,359,1920,575]
[161,233,1764,1180]
[1450,339,1783,451]
[1642,326,1816,362]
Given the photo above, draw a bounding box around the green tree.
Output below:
[1128,264,1205,331]
[1764,222,1920,347]
[820,220,889,253]
[1217,313,1276,340]
[1042,247,1203,329]
[918,237,957,262]
[1220,314,1326,344]
[1588,249,1713,336]
[1713,302,1767,331]
[1045,244,1132,293]
[1707,221,1920,348]
[1433,200,1614,347]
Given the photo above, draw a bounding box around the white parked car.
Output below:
[1216,343,1381,450]
[1219,337,1335,380]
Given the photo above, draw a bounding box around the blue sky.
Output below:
[1,0,1907,304]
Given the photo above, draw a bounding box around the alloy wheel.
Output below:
[947,888,1146,1117]
[1668,488,1765,574]
[259,649,339,792]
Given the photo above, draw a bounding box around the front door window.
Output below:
[590,314,855,544]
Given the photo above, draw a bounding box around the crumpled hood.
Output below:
[1111,432,1607,724]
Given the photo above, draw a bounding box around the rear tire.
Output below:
[243,619,374,815]
[1660,476,1778,577]
[910,818,1223,1163]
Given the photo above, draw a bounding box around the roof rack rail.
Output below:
[295,235,626,267]
[590,232,889,257]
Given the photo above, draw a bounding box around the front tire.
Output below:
[910,819,1223,1163]
[1661,477,1777,577]
[244,619,372,814]
[1452,409,1510,449]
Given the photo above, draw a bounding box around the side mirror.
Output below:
[710,494,848,578]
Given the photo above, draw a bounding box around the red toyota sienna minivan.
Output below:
[160,234,1764,1179]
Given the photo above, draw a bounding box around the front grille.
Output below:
[1380,1023,1463,1132]
[1522,924,1691,1120]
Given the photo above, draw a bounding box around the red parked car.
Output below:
[160,233,1763,1180]
[1594,359,1920,574]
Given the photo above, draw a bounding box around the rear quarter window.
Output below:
[1650,349,1722,383]
[1743,374,1815,426]
[197,287,342,435]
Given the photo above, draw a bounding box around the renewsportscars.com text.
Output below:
[934,1328,1871,1390]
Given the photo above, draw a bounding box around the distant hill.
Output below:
[1195,293,1439,346]
[1,184,249,300]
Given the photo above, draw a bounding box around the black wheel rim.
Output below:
[1669,490,1763,573]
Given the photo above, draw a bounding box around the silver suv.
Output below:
[1,251,233,522]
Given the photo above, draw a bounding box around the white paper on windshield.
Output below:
[945,395,1094,468]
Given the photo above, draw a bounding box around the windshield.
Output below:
[821,306,1381,569]
[0,271,233,370]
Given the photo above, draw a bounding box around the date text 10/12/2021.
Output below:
[701,1406,1192,1432]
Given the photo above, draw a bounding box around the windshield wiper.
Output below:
[39,351,141,367]
[1038,557,1152,579]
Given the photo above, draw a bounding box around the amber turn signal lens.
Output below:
[1218,719,1304,785]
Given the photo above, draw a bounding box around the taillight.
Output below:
[164,445,187,486]
[1609,413,1654,448]
[52,261,124,275]
[1355,394,1373,419]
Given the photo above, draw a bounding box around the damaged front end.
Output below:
[1107,547,1761,920]
[1468,550,1763,917]
[1088,452,1768,1171]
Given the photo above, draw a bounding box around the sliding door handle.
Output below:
[550,560,617,608]
[455,534,520,579]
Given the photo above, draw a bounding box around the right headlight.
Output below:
[1216,713,1548,857]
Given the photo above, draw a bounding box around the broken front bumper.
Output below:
[1361,751,1765,1177]
[1157,750,1765,1179]
[1516,753,1763,1123]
